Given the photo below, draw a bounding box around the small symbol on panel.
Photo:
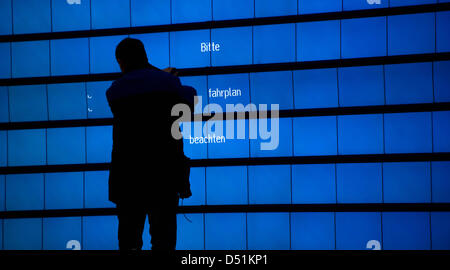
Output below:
[88,108,93,113]
[367,0,381,4]
[87,94,93,99]
[66,240,81,250]
[366,240,381,250]
[67,0,81,5]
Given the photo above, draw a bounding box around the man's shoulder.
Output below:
[106,68,181,102]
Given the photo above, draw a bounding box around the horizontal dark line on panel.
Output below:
[1,153,449,175]
[1,102,450,131]
[0,3,448,43]
[1,53,449,87]
[1,203,449,219]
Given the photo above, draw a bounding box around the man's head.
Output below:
[115,37,149,73]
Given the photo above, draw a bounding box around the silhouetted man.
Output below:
[106,38,196,251]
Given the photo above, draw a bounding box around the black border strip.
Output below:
[1,102,449,130]
[0,3,449,43]
[1,153,450,175]
[1,53,450,86]
[1,203,449,219]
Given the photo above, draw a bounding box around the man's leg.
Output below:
[148,195,179,251]
[117,204,147,250]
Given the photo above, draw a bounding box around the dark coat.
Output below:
[105,65,196,206]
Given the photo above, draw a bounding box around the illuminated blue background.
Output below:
[0,0,449,251]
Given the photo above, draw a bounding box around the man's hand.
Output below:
[179,189,192,199]
[163,67,178,76]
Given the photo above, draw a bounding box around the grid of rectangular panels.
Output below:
[0,2,449,251]
[1,11,450,78]
[1,61,450,124]
[1,211,449,250]
[1,0,446,36]
[0,161,449,211]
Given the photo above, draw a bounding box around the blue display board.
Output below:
[0,0,449,251]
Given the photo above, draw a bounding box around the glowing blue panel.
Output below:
[12,41,50,78]
[86,81,113,119]
[43,217,82,250]
[12,0,51,34]
[8,129,46,166]
[250,117,293,157]
[205,213,246,250]
[433,111,450,152]
[51,0,90,32]
[299,0,342,14]
[293,68,338,109]
[432,162,450,203]
[384,112,432,153]
[341,17,387,58]
[47,127,86,165]
[90,35,127,74]
[250,71,294,110]
[437,11,450,52]
[248,213,290,250]
[297,20,340,61]
[182,167,205,206]
[207,73,250,112]
[0,175,5,211]
[0,42,11,79]
[83,216,118,250]
[211,26,252,66]
[336,212,382,250]
[0,0,12,35]
[172,0,212,24]
[434,61,450,102]
[383,212,430,250]
[212,0,254,20]
[0,87,7,123]
[291,212,335,250]
[292,164,336,204]
[4,218,42,250]
[177,214,204,250]
[248,165,291,204]
[337,163,382,203]
[131,0,170,27]
[293,116,337,156]
[51,38,89,76]
[388,13,435,55]
[0,131,5,167]
[385,62,433,105]
[45,172,83,210]
[390,0,436,6]
[383,162,431,203]
[86,126,113,163]
[338,65,385,107]
[47,83,87,120]
[91,0,130,29]
[85,171,115,208]
[431,212,450,250]
[0,219,2,250]
[130,33,169,69]
[206,166,247,205]
[207,120,250,158]
[9,85,47,122]
[6,174,44,211]
[170,30,210,68]
[255,0,297,17]
[338,114,384,155]
[254,24,295,64]
[343,0,388,10]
